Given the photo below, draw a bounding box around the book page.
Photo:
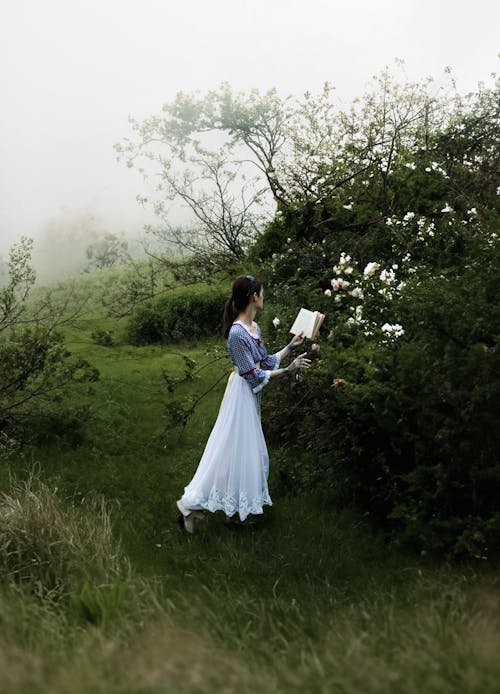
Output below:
[290,308,318,339]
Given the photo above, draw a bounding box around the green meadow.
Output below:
[1,269,499,693]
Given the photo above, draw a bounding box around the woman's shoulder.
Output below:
[227,322,250,342]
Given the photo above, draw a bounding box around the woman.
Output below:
[176,275,310,533]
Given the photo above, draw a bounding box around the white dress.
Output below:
[180,321,280,520]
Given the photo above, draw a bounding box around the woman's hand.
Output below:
[288,331,305,350]
[287,352,312,373]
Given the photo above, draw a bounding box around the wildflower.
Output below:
[272,317,280,328]
[311,343,320,353]
[344,266,353,275]
[467,207,477,216]
[343,202,353,210]
[403,212,415,222]
[405,162,417,170]
[441,203,454,213]
[363,262,380,278]
[324,289,332,297]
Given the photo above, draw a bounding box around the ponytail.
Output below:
[223,296,236,338]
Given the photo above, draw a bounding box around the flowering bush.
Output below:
[259,75,500,558]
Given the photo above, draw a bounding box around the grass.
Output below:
[1,270,499,692]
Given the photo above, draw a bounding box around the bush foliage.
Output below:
[128,283,228,344]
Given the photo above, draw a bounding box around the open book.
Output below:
[290,308,325,341]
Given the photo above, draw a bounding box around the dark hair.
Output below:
[223,275,263,338]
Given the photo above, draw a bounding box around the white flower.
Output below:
[381,323,404,338]
[386,218,393,226]
[343,202,353,210]
[403,212,415,222]
[344,266,353,275]
[496,186,500,196]
[349,287,364,299]
[363,262,380,278]
[405,162,417,170]
[467,207,477,216]
[331,278,342,291]
[272,317,280,328]
[334,295,342,304]
[324,289,332,297]
[441,203,454,213]
[380,269,396,284]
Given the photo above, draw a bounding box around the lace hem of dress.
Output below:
[186,488,272,521]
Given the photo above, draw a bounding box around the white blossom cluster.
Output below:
[324,252,405,342]
[381,322,405,339]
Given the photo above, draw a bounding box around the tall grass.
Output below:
[0,470,127,598]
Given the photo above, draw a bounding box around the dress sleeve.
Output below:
[228,328,272,393]
[256,324,281,371]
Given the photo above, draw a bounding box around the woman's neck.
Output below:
[237,305,257,326]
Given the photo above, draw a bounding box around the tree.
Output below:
[85,232,129,271]
[0,237,96,437]
[116,70,453,261]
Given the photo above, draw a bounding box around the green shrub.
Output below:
[91,329,115,347]
[263,240,500,559]
[127,283,227,344]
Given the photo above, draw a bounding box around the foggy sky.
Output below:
[1,0,499,255]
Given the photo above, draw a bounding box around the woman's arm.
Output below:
[273,330,306,362]
[267,352,311,381]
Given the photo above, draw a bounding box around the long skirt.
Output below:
[180,371,272,521]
